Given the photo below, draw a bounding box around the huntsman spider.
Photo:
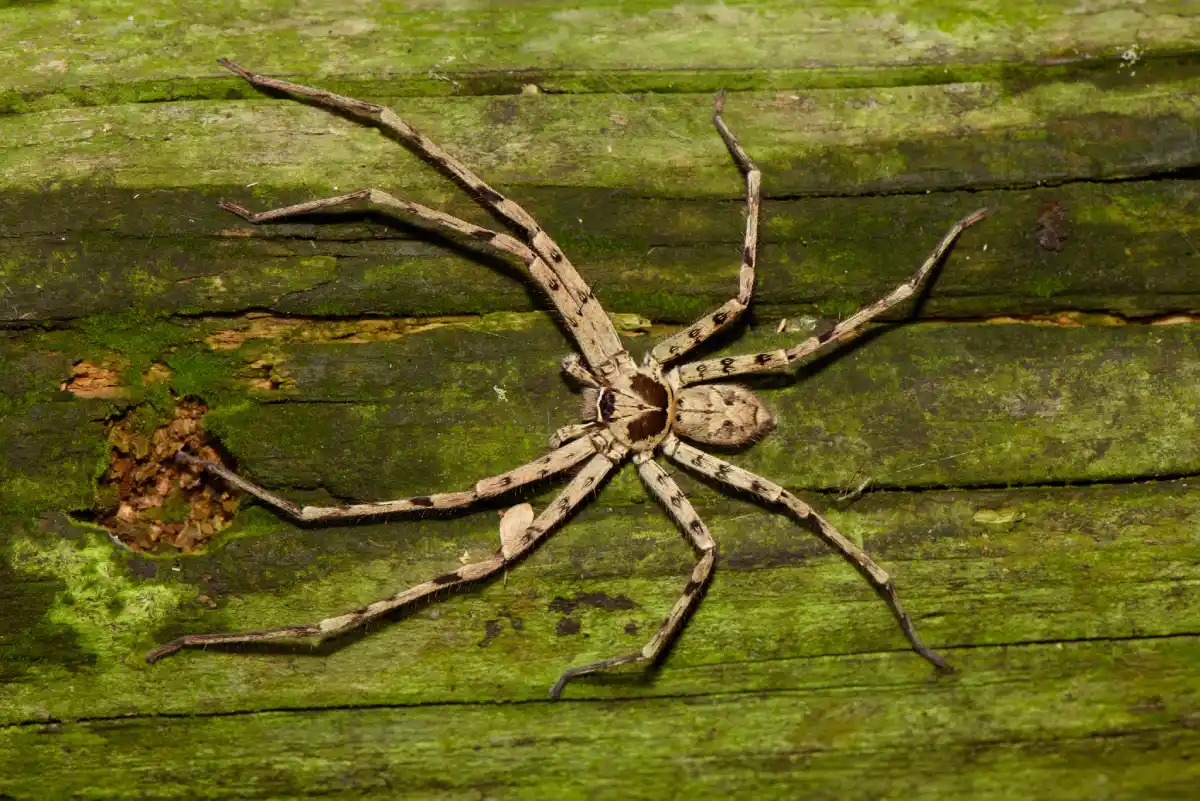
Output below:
[148,59,988,698]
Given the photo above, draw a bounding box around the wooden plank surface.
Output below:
[4,0,1199,104]
[2,1,1198,798]
[4,77,1200,323]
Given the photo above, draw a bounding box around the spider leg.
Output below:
[175,433,600,523]
[550,456,716,699]
[662,435,949,670]
[649,91,761,368]
[559,354,600,388]
[548,422,598,449]
[678,208,988,386]
[220,192,598,365]
[219,59,631,379]
[148,448,624,664]
[220,190,535,264]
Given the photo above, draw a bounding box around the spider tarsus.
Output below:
[895,607,952,672]
[910,636,952,672]
[713,88,726,116]
[174,450,224,479]
[548,674,571,700]
[173,449,206,469]
[930,656,955,674]
[218,200,254,221]
[216,57,252,80]
[549,653,642,699]
[962,207,990,227]
[548,665,598,700]
[921,649,954,674]
[144,640,184,664]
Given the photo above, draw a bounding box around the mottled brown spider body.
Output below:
[582,368,675,451]
[577,362,774,451]
[671,382,776,447]
[149,59,987,699]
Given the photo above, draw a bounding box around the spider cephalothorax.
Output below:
[575,362,774,450]
[580,367,675,451]
[149,59,987,699]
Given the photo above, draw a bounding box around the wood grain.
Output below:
[2,1,1198,798]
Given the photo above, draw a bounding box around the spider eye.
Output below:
[598,389,616,422]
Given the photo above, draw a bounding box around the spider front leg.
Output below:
[219,59,631,379]
[551,456,717,698]
[149,450,622,664]
[662,436,949,671]
[649,91,761,368]
[548,423,598,449]
[678,207,989,385]
[221,188,614,383]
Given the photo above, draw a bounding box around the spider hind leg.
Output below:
[550,457,716,699]
[663,436,950,671]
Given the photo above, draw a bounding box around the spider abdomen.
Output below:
[672,384,775,447]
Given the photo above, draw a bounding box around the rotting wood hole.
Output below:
[60,361,128,398]
[89,399,239,553]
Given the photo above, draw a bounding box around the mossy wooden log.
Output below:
[2,1,1199,798]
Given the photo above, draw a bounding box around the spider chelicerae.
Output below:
[148,59,987,698]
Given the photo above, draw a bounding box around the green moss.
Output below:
[0,412,109,522]
[1027,274,1068,298]
[7,527,192,666]
[141,380,177,422]
[3,171,1198,328]
[68,311,195,375]
[166,346,241,401]
[603,289,714,325]
[3,638,1198,798]
[3,0,1198,112]
[1,475,1197,720]
[0,475,58,522]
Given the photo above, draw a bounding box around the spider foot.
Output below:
[218,200,256,221]
[914,640,953,674]
[145,639,185,664]
[894,602,953,673]
[173,449,212,470]
[549,653,643,700]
